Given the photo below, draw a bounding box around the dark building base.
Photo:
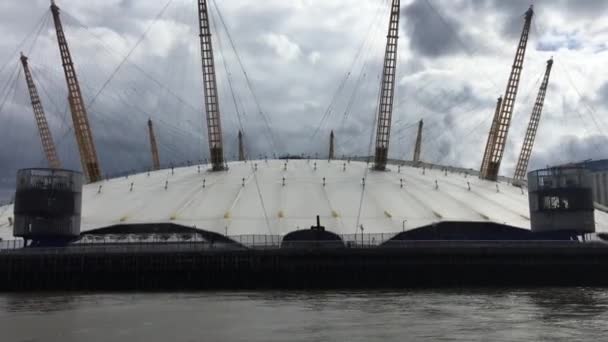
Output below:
[2,243,608,291]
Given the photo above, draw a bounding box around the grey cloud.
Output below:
[529,134,608,170]
[471,0,608,39]
[402,0,465,57]
[557,0,608,19]
[597,82,608,109]
[0,0,606,202]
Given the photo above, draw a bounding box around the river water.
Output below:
[1,289,607,341]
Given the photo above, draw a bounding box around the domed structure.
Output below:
[2,160,608,243]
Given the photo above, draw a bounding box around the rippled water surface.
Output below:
[1,289,608,341]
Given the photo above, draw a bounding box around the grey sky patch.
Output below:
[536,33,582,52]
[402,0,464,57]
[597,82,608,109]
[530,134,608,170]
[0,0,607,201]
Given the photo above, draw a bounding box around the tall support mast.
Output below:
[50,0,101,182]
[373,0,400,171]
[412,119,423,163]
[480,6,534,181]
[480,97,502,176]
[328,130,335,160]
[238,130,245,161]
[20,53,62,169]
[512,58,553,183]
[197,0,225,171]
[147,119,161,171]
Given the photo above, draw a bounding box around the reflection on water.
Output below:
[0,289,607,342]
[2,293,77,313]
[528,288,608,321]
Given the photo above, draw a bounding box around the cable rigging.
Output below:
[309,0,389,140]
[27,8,204,170]
[0,11,49,78]
[57,8,206,144]
[331,4,390,158]
[210,0,279,155]
[82,0,175,112]
[205,0,274,233]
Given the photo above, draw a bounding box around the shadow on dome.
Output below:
[382,221,579,246]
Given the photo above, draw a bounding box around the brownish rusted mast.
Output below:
[147,119,161,170]
[198,0,225,171]
[238,130,245,161]
[480,97,502,176]
[412,119,423,164]
[481,6,534,181]
[20,53,61,169]
[51,0,101,182]
[329,130,335,160]
[513,58,553,183]
[373,0,400,171]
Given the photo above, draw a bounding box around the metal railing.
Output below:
[228,233,395,248]
[0,241,243,255]
[0,233,394,252]
[0,235,601,254]
[0,239,25,250]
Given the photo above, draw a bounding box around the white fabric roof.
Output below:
[1,159,608,240]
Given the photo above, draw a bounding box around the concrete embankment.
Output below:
[2,243,608,290]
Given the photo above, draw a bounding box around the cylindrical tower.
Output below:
[13,168,83,243]
[528,166,595,234]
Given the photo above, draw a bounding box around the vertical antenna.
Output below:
[198,0,225,171]
[50,1,101,182]
[412,119,423,164]
[147,119,161,171]
[373,0,400,171]
[20,53,61,169]
[481,6,534,181]
[512,58,553,183]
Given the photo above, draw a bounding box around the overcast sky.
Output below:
[0,0,607,200]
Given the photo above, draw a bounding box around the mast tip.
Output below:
[526,5,534,16]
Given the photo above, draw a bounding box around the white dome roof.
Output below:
[1,159,608,240]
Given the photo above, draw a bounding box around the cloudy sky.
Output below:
[0,0,607,200]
